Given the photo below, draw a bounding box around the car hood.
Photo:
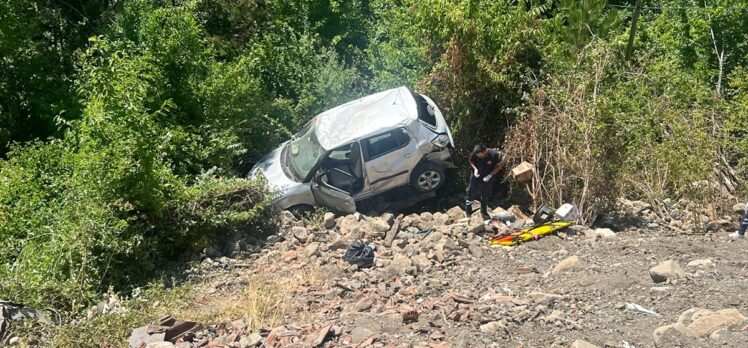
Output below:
[248,141,302,195]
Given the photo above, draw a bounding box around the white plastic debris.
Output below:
[625,303,661,317]
[554,203,579,221]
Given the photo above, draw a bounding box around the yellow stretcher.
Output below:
[489,221,573,246]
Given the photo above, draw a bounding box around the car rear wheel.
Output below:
[287,204,315,219]
[411,162,445,193]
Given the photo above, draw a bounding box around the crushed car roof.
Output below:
[314,86,418,150]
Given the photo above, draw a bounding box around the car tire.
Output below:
[287,204,315,219]
[411,162,445,193]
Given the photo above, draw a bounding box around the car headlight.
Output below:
[431,134,450,148]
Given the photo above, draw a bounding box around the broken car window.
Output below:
[287,124,326,181]
[413,93,437,128]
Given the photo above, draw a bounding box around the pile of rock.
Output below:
[125,201,747,347]
[1,301,56,346]
[129,316,334,348]
[129,207,499,347]
[599,198,736,234]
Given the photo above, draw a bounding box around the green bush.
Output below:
[0,1,273,312]
[725,68,748,185]
[4,0,748,319]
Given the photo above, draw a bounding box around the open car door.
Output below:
[311,173,357,214]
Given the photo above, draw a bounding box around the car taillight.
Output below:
[431,134,450,148]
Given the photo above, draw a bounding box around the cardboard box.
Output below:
[511,161,534,183]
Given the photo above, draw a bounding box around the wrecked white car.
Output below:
[249,86,455,214]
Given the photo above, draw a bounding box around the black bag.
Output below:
[343,240,375,268]
[533,203,555,224]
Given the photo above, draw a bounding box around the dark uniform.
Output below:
[738,206,748,235]
[465,149,499,216]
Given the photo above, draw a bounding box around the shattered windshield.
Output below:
[286,122,326,181]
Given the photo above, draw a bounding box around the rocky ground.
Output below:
[127,200,748,348]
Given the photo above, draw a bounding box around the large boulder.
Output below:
[421,212,434,222]
[552,256,584,275]
[239,333,263,347]
[365,216,391,237]
[446,206,465,222]
[467,215,485,234]
[323,212,336,229]
[412,254,432,272]
[420,232,445,250]
[304,242,321,258]
[384,254,416,277]
[653,308,746,346]
[467,244,484,258]
[686,308,746,337]
[649,260,686,283]
[653,323,694,347]
[338,214,361,236]
[687,258,714,268]
[570,340,599,348]
[339,214,390,241]
[290,226,309,244]
[433,212,450,225]
[279,210,298,229]
[586,228,616,240]
[479,321,506,334]
[350,327,375,345]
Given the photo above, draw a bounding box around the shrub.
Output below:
[503,41,719,222]
[0,2,272,312]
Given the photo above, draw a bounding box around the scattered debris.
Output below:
[402,310,419,323]
[533,204,555,224]
[490,221,573,246]
[343,240,375,268]
[555,203,580,221]
[625,303,661,317]
[511,161,534,183]
[1,301,57,341]
[128,316,202,348]
[516,266,538,274]
[109,200,747,347]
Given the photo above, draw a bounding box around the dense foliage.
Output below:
[1,0,747,313]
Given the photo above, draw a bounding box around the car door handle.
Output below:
[404,153,412,158]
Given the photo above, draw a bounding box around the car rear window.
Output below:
[412,92,437,128]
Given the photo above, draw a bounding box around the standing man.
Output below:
[729,202,747,240]
[465,144,501,218]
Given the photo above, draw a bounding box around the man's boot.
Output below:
[465,201,474,217]
[480,201,490,219]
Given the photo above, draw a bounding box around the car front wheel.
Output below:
[411,162,445,193]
